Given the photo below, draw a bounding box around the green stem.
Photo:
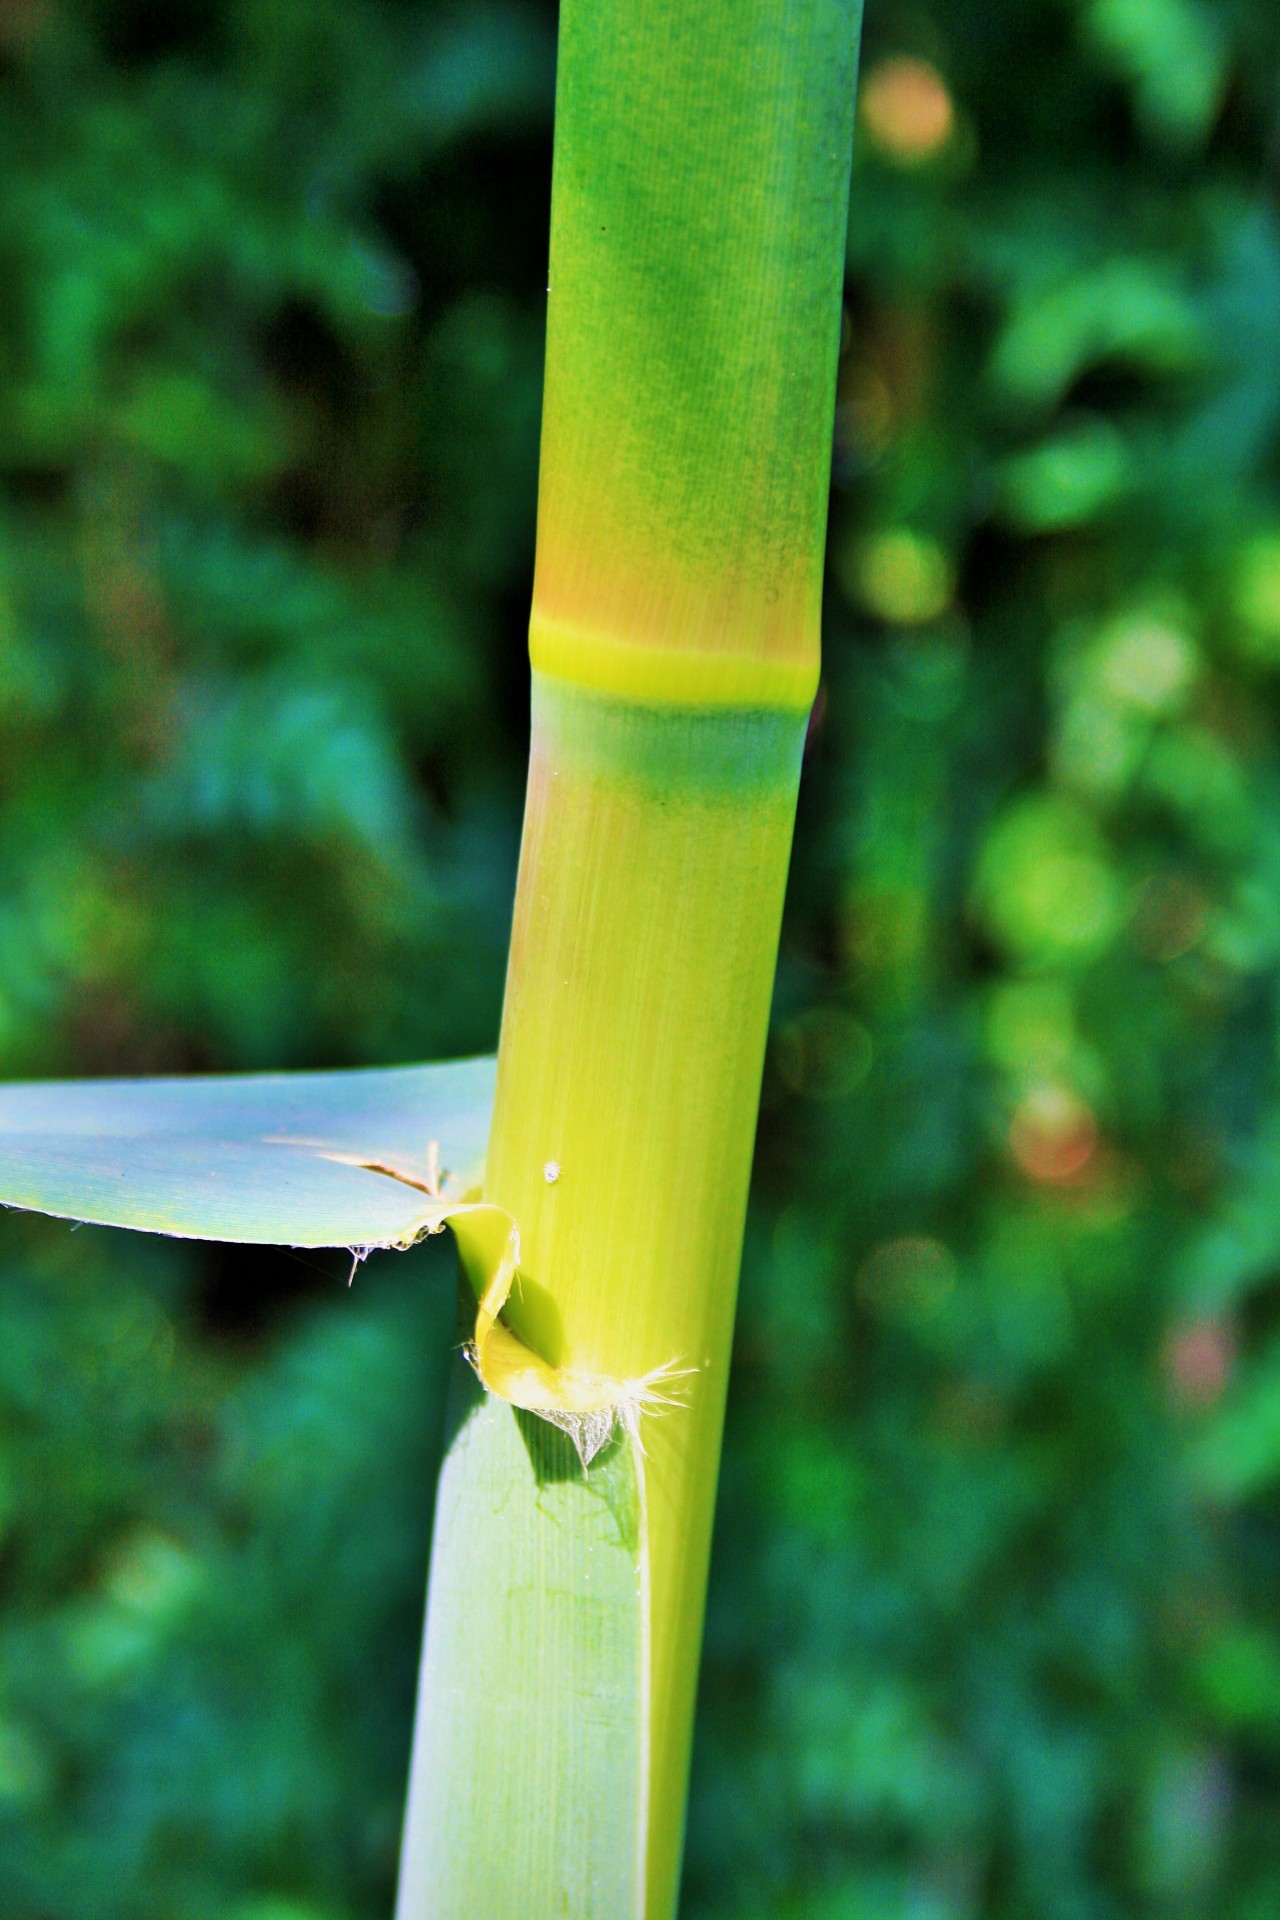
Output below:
[398,682,804,1919]
[491,678,807,1909]
[397,1,860,1911]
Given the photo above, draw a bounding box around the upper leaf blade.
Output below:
[0,1058,496,1247]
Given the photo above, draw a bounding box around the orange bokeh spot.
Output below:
[861,57,955,165]
[1009,1084,1097,1183]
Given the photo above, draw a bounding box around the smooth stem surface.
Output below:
[533,0,860,705]
[397,682,805,1919]
[488,679,806,1911]
[400,1,860,1912]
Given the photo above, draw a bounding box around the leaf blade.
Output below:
[396,1369,647,1920]
[0,1058,495,1247]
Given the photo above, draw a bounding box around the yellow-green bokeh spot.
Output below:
[976,795,1122,967]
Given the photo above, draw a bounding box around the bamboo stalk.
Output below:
[533,1,860,698]
[495,682,806,1900]
[396,4,860,1915]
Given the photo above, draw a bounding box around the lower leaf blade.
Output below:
[396,1363,647,1920]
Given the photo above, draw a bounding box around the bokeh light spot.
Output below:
[861,57,955,165]
[1233,534,1280,662]
[842,528,954,626]
[1009,1083,1098,1182]
[1053,694,1141,796]
[998,416,1129,531]
[977,795,1121,965]
[103,1528,203,1619]
[1096,611,1200,714]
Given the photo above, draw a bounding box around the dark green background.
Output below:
[4,1,1280,1915]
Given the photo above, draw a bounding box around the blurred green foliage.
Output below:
[4,0,1280,1916]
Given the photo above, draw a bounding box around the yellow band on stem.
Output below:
[529,614,820,712]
